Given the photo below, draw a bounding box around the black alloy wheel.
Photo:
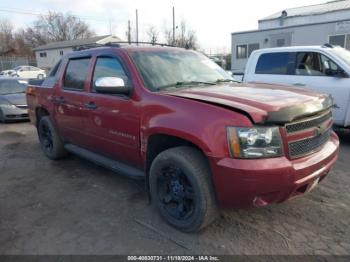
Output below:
[149,146,218,232]
[39,120,54,154]
[157,165,195,220]
[37,116,67,160]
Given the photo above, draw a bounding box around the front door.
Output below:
[83,56,142,168]
[287,52,350,126]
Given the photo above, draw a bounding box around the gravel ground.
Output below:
[0,122,349,255]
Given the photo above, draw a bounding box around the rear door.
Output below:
[53,57,92,146]
[83,54,142,168]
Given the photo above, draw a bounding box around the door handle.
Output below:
[53,96,66,104]
[84,102,98,110]
[293,83,306,87]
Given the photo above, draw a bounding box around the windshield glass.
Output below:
[0,80,27,95]
[130,50,234,91]
[329,47,350,67]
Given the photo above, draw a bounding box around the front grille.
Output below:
[285,111,332,134]
[6,114,28,118]
[289,128,331,158]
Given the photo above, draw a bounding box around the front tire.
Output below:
[149,146,218,232]
[0,108,5,123]
[38,116,67,160]
[37,74,44,80]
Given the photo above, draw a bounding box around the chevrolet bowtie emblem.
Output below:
[315,127,322,136]
[315,125,326,136]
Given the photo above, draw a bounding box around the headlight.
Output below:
[227,126,283,158]
[0,100,16,108]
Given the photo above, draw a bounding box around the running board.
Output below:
[64,144,144,180]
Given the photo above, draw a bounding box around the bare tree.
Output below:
[13,30,33,56]
[0,19,14,55]
[146,26,159,44]
[24,11,95,48]
[163,27,173,45]
[176,20,197,49]
[163,19,198,49]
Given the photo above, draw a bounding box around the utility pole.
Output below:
[172,6,175,45]
[127,20,131,44]
[136,9,139,45]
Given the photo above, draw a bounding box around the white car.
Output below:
[1,66,46,79]
[244,45,350,128]
[0,70,15,77]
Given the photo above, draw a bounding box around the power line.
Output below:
[0,7,110,22]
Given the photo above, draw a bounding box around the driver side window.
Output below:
[295,52,324,76]
[295,52,343,77]
[92,57,129,92]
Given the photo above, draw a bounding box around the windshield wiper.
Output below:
[216,78,240,83]
[158,81,216,90]
[1,91,25,95]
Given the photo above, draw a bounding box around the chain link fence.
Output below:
[0,56,37,71]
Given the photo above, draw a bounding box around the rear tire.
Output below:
[149,146,218,232]
[37,74,44,80]
[38,116,67,160]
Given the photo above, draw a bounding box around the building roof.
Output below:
[33,35,121,51]
[260,0,350,21]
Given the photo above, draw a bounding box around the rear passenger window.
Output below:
[255,52,290,75]
[92,57,128,92]
[64,58,90,90]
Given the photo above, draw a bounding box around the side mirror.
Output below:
[336,69,349,78]
[325,68,349,78]
[94,77,130,95]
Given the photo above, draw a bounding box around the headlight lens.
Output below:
[0,100,16,108]
[227,126,283,158]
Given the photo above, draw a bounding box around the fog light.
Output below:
[253,196,269,207]
[253,191,281,207]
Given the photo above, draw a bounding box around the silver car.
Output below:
[0,78,29,122]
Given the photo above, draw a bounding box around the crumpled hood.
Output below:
[1,93,27,106]
[164,82,333,124]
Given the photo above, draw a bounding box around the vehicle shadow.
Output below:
[335,130,350,145]
[0,120,30,126]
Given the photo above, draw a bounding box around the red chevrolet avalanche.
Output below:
[26,44,339,232]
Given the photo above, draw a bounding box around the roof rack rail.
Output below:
[322,43,334,48]
[74,43,104,51]
[73,41,176,52]
[104,41,175,47]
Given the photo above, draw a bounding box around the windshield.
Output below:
[0,80,27,95]
[130,50,234,91]
[329,47,350,67]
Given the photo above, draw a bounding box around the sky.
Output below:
[0,0,326,52]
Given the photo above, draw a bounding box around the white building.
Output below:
[231,0,350,73]
[33,35,122,70]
